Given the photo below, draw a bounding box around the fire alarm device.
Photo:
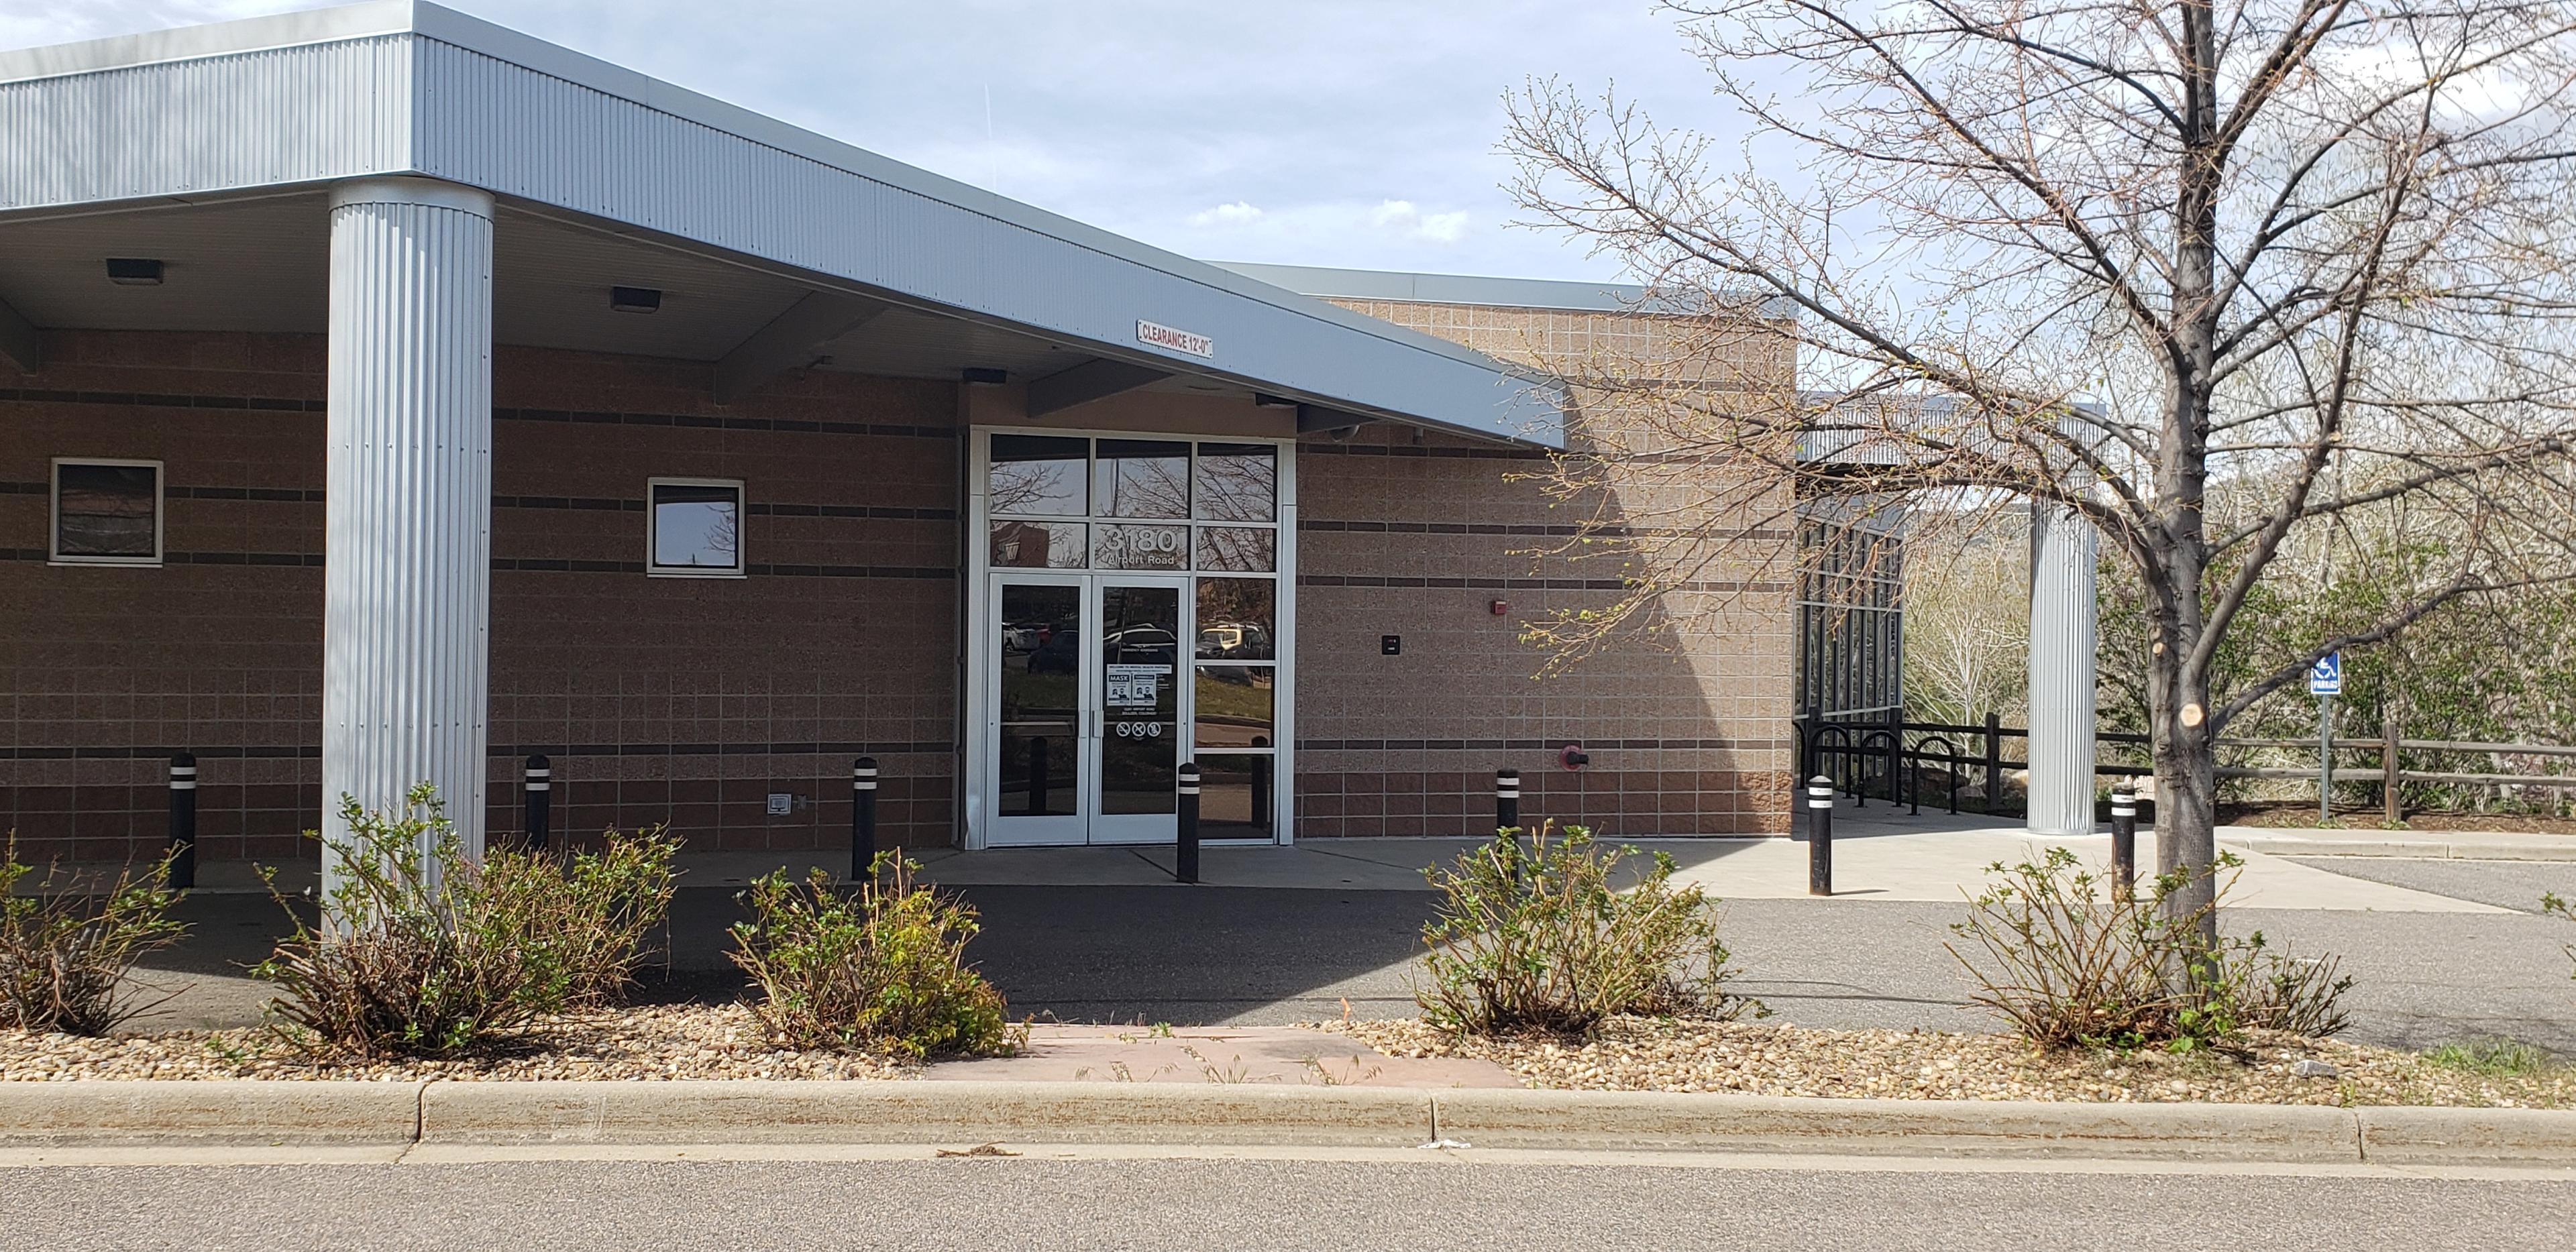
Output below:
[1490,600,1509,616]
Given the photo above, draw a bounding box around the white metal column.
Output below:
[2027,502,2099,836]
[322,177,496,874]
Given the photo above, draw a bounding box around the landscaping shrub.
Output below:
[257,785,680,1058]
[0,838,187,1035]
[728,855,1015,1058]
[1415,821,1758,1036]
[1948,848,2353,1051]
[481,828,682,1007]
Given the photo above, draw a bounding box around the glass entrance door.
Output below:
[1090,579,1186,844]
[990,577,1087,846]
[985,574,1191,846]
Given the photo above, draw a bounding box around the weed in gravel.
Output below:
[1416,821,1760,1036]
[1947,848,2352,1052]
[0,837,187,1035]
[729,854,1020,1059]
[256,785,682,1059]
[2425,1037,2558,1076]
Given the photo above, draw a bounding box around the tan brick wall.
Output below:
[1296,297,1799,837]
[0,330,962,865]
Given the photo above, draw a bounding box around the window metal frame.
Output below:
[48,457,164,567]
[643,475,747,578]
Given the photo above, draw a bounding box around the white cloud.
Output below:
[1370,199,1469,245]
[1187,201,1265,227]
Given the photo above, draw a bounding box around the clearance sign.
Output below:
[1136,320,1215,359]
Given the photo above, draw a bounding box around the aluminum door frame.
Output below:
[982,571,1093,847]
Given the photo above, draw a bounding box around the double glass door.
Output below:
[989,574,1189,844]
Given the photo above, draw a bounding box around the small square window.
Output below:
[50,459,162,566]
[647,477,744,577]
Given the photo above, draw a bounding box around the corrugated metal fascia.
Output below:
[0,1,417,85]
[0,34,415,213]
[409,38,1561,445]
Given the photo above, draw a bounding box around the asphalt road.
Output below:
[126,858,2576,1054]
[0,1155,2569,1251]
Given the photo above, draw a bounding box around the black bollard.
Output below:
[166,752,197,890]
[1806,775,1835,897]
[851,756,879,880]
[1177,760,1201,885]
[1030,738,1051,813]
[1250,736,1272,835]
[1495,767,1520,834]
[2110,784,2137,898]
[523,754,551,851]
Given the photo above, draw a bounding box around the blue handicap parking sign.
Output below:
[2308,652,2343,695]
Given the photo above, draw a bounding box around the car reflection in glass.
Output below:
[1026,626,1081,673]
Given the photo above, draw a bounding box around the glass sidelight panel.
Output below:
[1195,578,1275,660]
[1193,666,1273,749]
[1093,439,1191,518]
[1195,754,1276,839]
[1194,444,1276,522]
[1097,584,1181,815]
[998,583,1081,817]
[989,435,1089,516]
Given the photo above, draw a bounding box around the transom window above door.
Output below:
[987,436,1278,573]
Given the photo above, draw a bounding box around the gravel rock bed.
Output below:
[1323,1017,2576,1108]
[0,1005,910,1082]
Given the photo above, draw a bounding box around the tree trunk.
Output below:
[2148,613,2221,953]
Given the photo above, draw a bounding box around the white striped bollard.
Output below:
[167,752,197,890]
[1807,775,1834,897]
[1176,761,1201,885]
[523,755,551,850]
[2110,785,2137,898]
[1495,768,1521,834]
[852,756,879,880]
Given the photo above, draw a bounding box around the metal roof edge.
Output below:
[1213,262,1651,313]
[0,0,419,84]
[1219,260,1803,320]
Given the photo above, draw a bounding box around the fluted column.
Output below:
[323,177,494,877]
[2027,502,2100,837]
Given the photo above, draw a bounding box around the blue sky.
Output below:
[3,0,1724,282]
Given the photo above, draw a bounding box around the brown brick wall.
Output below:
[0,330,963,866]
[1291,423,1794,838]
[1297,296,1799,838]
[4,306,1799,862]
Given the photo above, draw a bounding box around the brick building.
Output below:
[0,3,1805,868]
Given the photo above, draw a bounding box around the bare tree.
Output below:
[1505,0,2576,943]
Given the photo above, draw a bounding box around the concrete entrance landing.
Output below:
[922,1025,1515,1088]
[850,810,2505,913]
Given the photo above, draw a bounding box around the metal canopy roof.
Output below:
[0,2,1564,447]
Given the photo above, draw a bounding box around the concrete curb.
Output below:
[2359,1106,2576,1165]
[2222,832,2576,861]
[0,1081,421,1145]
[7,1081,2576,1165]
[421,1080,1432,1147]
[1430,1088,2361,1162]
